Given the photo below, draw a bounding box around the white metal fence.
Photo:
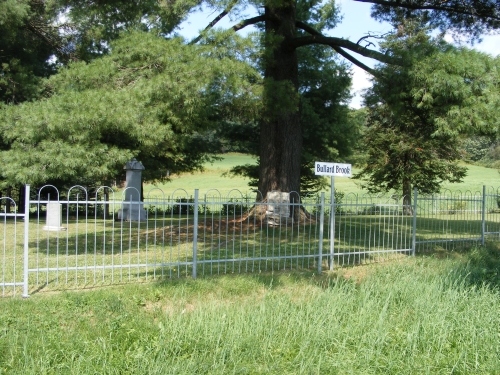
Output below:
[1,185,500,297]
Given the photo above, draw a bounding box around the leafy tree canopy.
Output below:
[223,42,356,194]
[47,0,203,60]
[0,0,59,104]
[356,26,500,201]
[2,0,500,198]
[190,0,500,198]
[0,32,261,188]
[369,0,500,40]
[0,0,204,105]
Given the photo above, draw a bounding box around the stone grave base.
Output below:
[265,191,291,226]
[44,202,66,231]
[117,203,148,222]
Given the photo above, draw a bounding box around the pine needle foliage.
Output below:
[356,26,500,203]
[0,32,262,187]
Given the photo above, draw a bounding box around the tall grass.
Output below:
[1,245,499,374]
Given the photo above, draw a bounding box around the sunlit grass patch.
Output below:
[0,247,499,374]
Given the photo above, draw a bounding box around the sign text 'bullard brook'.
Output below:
[314,162,352,177]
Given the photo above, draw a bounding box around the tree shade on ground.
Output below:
[1,0,500,200]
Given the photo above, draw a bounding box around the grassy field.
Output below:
[0,244,498,374]
[144,154,500,196]
[144,154,257,196]
[1,155,500,373]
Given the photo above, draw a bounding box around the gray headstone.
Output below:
[43,202,66,231]
[117,158,148,221]
[266,191,290,226]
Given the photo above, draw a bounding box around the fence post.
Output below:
[318,192,325,274]
[329,177,335,271]
[481,185,486,246]
[192,189,199,279]
[412,187,417,257]
[22,184,30,298]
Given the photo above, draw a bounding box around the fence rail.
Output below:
[1,185,499,297]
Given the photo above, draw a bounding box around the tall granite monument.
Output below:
[117,158,147,221]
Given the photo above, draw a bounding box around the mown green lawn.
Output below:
[144,154,500,196]
[0,244,499,374]
[143,153,257,196]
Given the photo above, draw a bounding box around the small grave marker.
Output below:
[118,158,147,221]
[43,202,66,231]
[266,191,290,226]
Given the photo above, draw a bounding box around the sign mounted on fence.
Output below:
[314,162,352,177]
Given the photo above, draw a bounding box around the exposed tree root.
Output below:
[235,202,316,226]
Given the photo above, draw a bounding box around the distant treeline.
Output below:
[462,136,500,168]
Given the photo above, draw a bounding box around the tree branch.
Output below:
[332,46,380,76]
[189,0,239,45]
[190,14,266,44]
[295,21,385,76]
[26,20,77,61]
[356,33,390,47]
[295,21,322,36]
[353,0,500,21]
[289,35,401,66]
[232,15,267,32]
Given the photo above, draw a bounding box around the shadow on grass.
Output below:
[461,242,500,289]
[415,241,500,290]
[20,211,500,295]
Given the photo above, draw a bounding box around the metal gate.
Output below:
[0,186,29,297]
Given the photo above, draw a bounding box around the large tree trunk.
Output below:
[258,1,302,200]
[402,177,412,215]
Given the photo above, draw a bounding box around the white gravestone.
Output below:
[117,158,148,221]
[43,202,66,231]
[266,191,290,226]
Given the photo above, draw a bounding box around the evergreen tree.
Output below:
[2,0,499,200]
[188,0,499,198]
[48,0,201,61]
[355,27,500,206]
[223,44,356,194]
[0,32,261,187]
[0,0,59,104]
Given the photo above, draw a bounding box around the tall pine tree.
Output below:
[2,0,499,200]
[356,25,500,206]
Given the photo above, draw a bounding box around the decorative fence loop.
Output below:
[0,185,498,296]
